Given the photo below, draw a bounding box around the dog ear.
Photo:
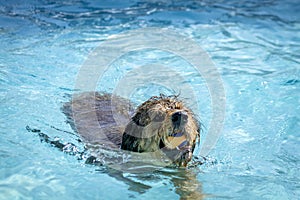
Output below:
[121,131,140,152]
[123,121,145,139]
[132,111,151,127]
[121,121,154,152]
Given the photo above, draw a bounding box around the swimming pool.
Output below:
[0,0,299,199]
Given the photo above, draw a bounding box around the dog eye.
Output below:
[152,113,165,122]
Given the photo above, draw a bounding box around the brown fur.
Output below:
[121,94,200,166]
[63,92,200,167]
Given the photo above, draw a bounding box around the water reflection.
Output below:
[26,124,206,198]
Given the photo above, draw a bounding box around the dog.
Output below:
[62,92,200,167]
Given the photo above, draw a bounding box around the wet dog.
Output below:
[62,92,200,167]
[121,95,200,166]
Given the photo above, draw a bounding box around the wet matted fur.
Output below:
[63,92,200,167]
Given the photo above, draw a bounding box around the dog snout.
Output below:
[172,111,188,127]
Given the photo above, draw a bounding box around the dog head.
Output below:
[121,95,200,167]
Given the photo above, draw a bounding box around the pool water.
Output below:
[0,0,299,199]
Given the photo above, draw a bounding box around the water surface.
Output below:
[0,0,299,199]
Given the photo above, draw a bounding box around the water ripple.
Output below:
[0,0,299,199]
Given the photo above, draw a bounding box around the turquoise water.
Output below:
[1,0,299,199]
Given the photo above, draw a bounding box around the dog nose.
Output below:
[172,111,188,126]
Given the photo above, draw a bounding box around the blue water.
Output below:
[1,0,299,199]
